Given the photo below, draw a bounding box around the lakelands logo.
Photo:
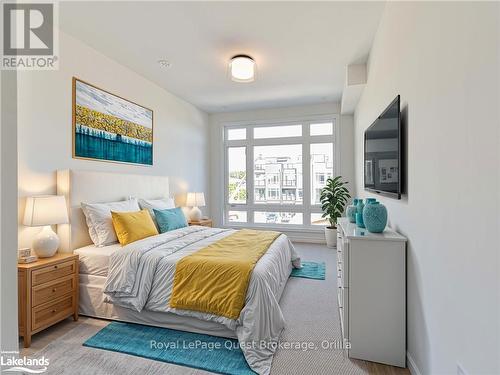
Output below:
[1,353,49,373]
[1,1,59,70]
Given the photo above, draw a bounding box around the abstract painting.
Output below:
[73,78,153,165]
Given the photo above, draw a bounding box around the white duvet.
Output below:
[103,226,299,375]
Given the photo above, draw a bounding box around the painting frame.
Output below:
[72,77,154,166]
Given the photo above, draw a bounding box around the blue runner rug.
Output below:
[290,261,325,280]
[83,321,255,375]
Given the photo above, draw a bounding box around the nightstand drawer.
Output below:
[32,294,74,331]
[32,260,76,286]
[32,275,76,307]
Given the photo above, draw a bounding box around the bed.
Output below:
[57,170,299,375]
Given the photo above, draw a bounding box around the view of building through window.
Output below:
[311,143,334,204]
[254,144,303,205]
[225,119,336,227]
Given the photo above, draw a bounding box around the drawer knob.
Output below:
[51,309,57,313]
[52,288,57,292]
[54,265,58,269]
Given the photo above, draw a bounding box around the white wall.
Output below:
[0,70,19,353]
[353,3,499,374]
[209,102,355,241]
[17,32,210,248]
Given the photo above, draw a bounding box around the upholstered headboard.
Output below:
[56,170,170,252]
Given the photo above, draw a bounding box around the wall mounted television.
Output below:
[364,95,402,199]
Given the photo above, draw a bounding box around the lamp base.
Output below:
[189,206,202,222]
[32,226,59,258]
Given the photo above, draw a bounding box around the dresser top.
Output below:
[338,217,407,242]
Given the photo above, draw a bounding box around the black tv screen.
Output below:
[364,95,402,199]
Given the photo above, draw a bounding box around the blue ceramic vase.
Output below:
[363,201,388,233]
[356,199,364,214]
[355,199,365,228]
[346,198,358,223]
[356,212,365,228]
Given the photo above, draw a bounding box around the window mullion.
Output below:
[302,122,311,226]
[246,125,254,224]
[224,145,229,224]
[334,118,341,176]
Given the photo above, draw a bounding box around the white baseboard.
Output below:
[407,351,422,375]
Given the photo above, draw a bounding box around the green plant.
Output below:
[320,176,351,228]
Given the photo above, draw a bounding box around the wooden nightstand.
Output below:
[18,253,79,348]
[188,218,213,227]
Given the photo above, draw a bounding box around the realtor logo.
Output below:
[1,1,58,70]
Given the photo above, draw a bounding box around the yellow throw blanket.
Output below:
[170,229,281,320]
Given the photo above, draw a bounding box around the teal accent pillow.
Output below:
[153,208,188,233]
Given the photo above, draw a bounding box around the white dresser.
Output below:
[337,217,407,367]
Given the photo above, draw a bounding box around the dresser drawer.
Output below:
[32,294,74,331]
[32,275,75,307]
[32,260,76,286]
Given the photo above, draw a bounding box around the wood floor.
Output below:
[20,317,409,375]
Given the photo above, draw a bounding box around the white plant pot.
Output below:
[324,226,337,249]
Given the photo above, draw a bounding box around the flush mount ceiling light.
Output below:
[229,55,256,83]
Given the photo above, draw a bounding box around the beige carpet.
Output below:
[34,243,369,374]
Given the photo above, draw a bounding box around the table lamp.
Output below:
[23,195,69,258]
[186,192,205,222]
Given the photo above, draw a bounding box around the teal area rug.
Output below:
[290,261,325,280]
[83,321,255,375]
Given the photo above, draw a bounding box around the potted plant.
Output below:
[320,176,351,248]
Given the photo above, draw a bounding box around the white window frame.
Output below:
[223,114,340,232]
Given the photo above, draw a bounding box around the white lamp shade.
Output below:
[23,195,69,227]
[186,192,205,207]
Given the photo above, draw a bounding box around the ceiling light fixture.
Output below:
[229,55,256,83]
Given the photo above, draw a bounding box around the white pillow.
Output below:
[138,197,175,218]
[81,198,140,247]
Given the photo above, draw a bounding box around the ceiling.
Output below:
[60,2,385,113]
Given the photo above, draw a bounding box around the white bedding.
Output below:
[79,274,237,339]
[103,225,299,375]
[74,243,120,276]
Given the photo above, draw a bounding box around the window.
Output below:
[224,117,337,229]
[227,147,246,204]
[254,125,302,139]
[310,122,333,136]
[311,143,333,205]
[311,213,329,226]
[255,212,303,225]
[254,144,302,205]
[228,211,247,223]
[227,128,246,140]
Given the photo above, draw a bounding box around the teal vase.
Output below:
[346,198,358,223]
[366,198,377,204]
[346,205,357,223]
[355,199,365,227]
[363,202,388,233]
[356,212,365,228]
[356,199,364,214]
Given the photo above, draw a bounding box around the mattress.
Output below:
[74,243,120,276]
